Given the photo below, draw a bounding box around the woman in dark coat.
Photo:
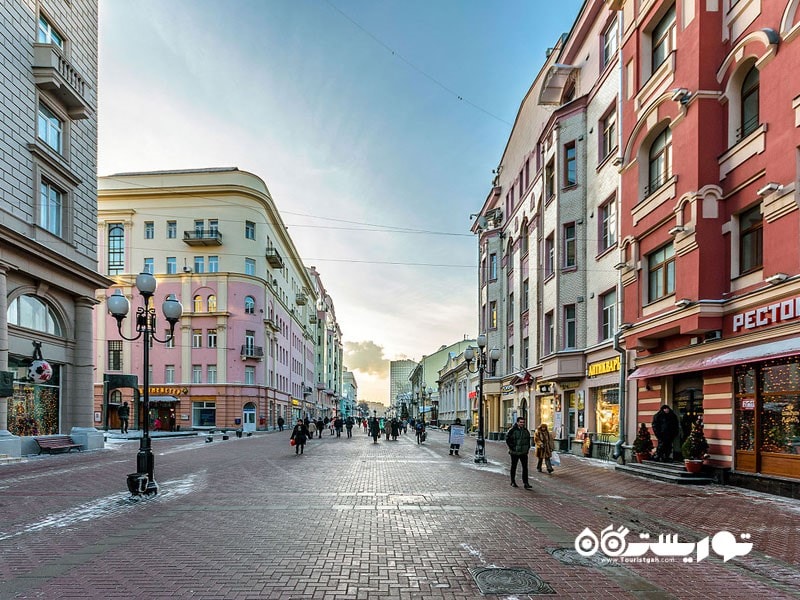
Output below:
[369,417,381,443]
[291,419,309,455]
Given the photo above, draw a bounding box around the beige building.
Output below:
[1,0,108,457]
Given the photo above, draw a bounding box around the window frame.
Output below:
[245,220,256,240]
[108,340,123,371]
[207,329,218,348]
[144,221,154,239]
[600,108,617,163]
[166,257,177,275]
[564,304,577,350]
[107,223,125,275]
[38,177,64,237]
[37,101,63,154]
[602,17,618,69]
[245,258,256,276]
[167,221,177,239]
[564,142,577,187]
[739,205,763,274]
[600,289,616,342]
[599,197,617,252]
[740,66,760,140]
[563,223,577,269]
[37,13,64,49]
[647,128,672,195]
[651,4,676,74]
[545,234,555,278]
[647,243,676,302]
[544,311,555,355]
[244,296,256,315]
[192,329,203,348]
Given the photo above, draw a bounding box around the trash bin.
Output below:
[235,429,243,438]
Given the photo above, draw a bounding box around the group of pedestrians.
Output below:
[289,415,359,454]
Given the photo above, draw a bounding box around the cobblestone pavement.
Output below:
[1,427,799,599]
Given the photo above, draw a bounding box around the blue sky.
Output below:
[98,0,583,403]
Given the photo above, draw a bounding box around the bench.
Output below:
[33,435,82,455]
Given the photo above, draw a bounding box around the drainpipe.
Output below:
[612,6,627,464]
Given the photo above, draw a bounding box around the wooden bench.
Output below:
[33,435,82,455]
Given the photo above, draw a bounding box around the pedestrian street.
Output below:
[1,427,798,599]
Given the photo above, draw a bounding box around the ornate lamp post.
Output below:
[107,271,183,496]
[420,385,432,425]
[465,334,500,464]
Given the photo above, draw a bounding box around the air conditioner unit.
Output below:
[704,330,722,342]
[182,266,192,273]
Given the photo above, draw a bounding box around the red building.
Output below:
[616,0,800,492]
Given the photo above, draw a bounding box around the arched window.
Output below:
[107,223,124,275]
[193,295,203,313]
[207,295,217,312]
[245,296,255,315]
[7,294,63,336]
[648,128,672,194]
[740,66,759,139]
[520,220,529,255]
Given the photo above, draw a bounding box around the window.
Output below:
[37,102,63,153]
[144,222,154,239]
[522,279,529,313]
[165,365,175,384]
[601,109,617,162]
[207,329,218,348]
[207,295,217,312]
[740,66,759,140]
[39,179,63,236]
[601,289,616,341]
[739,205,763,274]
[192,329,202,348]
[245,296,255,315]
[520,220,529,255]
[209,219,219,236]
[545,235,555,277]
[563,223,576,268]
[602,17,618,68]
[245,330,256,354]
[245,258,256,276]
[194,220,204,235]
[544,311,555,355]
[600,198,617,252]
[651,5,676,74]
[192,365,202,384]
[37,14,63,48]
[108,340,122,371]
[522,337,530,368]
[245,221,256,240]
[507,345,515,372]
[167,221,177,239]
[166,257,177,275]
[648,243,675,302]
[165,330,175,348]
[193,295,203,313]
[208,256,219,273]
[564,142,577,186]
[489,301,498,329]
[647,128,672,195]
[8,295,63,336]
[194,256,205,273]
[564,304,577,349]
[143,258,154,274]
[489,254,498,280]
[207,365,217,384]
[108,223,125,275]
[245,366,255,385]
[508,293,514,324]
[545,160,555,199]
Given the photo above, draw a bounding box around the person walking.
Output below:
[316,418,324,438]
[291,419,309,455]
[117,402,130,434]
[277,416,285,432]
[506,417,532,489]
[334,416,343,438]
[534,423,555,473]
[345,416,354,438]
[652,405,679,462]
[369,416,381,444]
[415,420,426,444]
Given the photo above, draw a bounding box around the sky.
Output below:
[97,0,584,405]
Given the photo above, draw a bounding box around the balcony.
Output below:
[265,247,284,268]
[240,345,264,360]
[295,293,308,306]
[183,229,222,246]
[265,317,279,332]
[32,44,91,119]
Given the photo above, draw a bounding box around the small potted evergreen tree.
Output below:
[632,423,654,463]
[681,417,709,473]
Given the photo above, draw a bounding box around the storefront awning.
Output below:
[628,337,800,379]
[147,395,179,404]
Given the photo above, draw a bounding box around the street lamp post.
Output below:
[420,385,432,425]
[107,271,183,496]
[465,334,500,464]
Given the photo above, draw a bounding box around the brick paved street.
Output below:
[1,428,799,599]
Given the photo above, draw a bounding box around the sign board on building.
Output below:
[732,297,800,332]
[588,357,621,377]
[501,385,515,395]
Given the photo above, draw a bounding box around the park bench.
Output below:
[33,435,82,455]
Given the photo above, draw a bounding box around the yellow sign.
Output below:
[140,386,187,396]
[291,399,300,406]
[588,357,620,377]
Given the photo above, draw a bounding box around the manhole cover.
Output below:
[547,547,620,568]
[469,567,555,595]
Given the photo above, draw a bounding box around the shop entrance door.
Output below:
[242,403,256,433]
[674,387,704,443]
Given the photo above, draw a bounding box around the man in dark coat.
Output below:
[369,417,381,444]
[277,416,285,432]
[505,417,532,489]
[652,405,679,462]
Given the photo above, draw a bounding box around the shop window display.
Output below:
[760,361,800,454]
[539,396,556,429]
[595,387,619,440]
[735,367,756,451]
[7,359,60,436]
